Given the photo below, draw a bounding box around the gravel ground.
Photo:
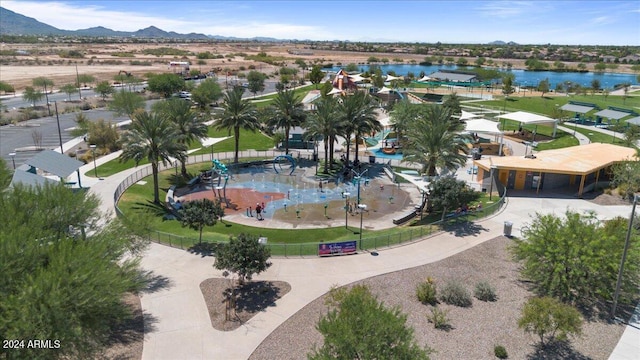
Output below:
[200,279,291,332]
[102,293,144,360]
[249,236,627,360]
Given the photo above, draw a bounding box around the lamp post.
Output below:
[8,152,16,170]
[489,165,497,201]
[343,192,350,230]
[358,204,367,246]
[350,168,368,205]
[90,144,98,178]
[611,194,639,319]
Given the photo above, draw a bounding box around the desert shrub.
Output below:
[439,280,472,307]
[426,307,450,330]
[494,345,508,359]
[474,281,497,302]
[416,277,437,305]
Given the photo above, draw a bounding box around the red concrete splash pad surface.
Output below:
[174,166,416,229]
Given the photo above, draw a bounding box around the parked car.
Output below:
[179,91,191,98]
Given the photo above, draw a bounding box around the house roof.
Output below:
[25,149,84,178]
[474,143,637,176]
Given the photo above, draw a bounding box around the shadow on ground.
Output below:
[527,340,592,360]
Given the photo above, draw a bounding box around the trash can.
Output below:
[313,153,318,161]
[503,221,513,237]
[369,155,376,164]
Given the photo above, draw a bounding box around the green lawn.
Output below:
[562,124,628,145]
[476,94,640,125]
[87,127,274,178]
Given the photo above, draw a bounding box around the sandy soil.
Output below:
[2,42,637,93]
[249,236,631,360]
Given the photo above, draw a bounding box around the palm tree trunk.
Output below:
[181,160,188,178]
[323,136,329,173]
[345,134,351,164]
[152,162,160,204]
[234,126,240,163]
[284,127,290,155]
[354,134,360,164]
[199,227,203,244]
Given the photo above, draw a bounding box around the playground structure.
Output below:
[174,156,413,226]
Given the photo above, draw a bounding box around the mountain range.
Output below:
[0,7,278,41]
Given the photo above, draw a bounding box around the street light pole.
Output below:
[358,204,367,245]
[90,144,98,178]
[8,152,16,170]
[611,194,639,319]
[350,168,368,205]
[344,192,350,230]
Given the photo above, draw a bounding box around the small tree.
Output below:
[428,176,480,220]
[178,199,224,244]
[95,81,114,101]
[147,73,185,98]
[87,119,120,152]
[76,74,95,88]
[537,78,550,97]
[22,86,44,107]
[109,90,145,118]
[246,70,266,97]
[309,65,324,88]
[190,78,222,110]
[518,297,582,347]
[60,83,78,101]
[309,285,432,360]
[213,233,271,283]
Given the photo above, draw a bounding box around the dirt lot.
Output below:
[2,42,637,93]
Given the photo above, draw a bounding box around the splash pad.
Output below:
[176,158,413,228]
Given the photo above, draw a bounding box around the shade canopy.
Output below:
[377,86,393,94]
[560,103,594,114]
[348,74,367,82]
[10,167,58,188]
[385,75,402,81]
[327,87,343,95]
[26,149,84,178]
[417,76,433,82]
[496,111,555,125]
[460,110,481,121]
[594,109,629,120]
[464,119,502,134]
[626,116,640,126]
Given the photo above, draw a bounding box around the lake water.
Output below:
[327,64,638,90]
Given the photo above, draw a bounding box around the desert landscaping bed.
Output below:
[249,236,627,360]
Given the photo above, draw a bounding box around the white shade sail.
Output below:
[496,111,555,124]
[464,119,502,134]
[460,110,481,121]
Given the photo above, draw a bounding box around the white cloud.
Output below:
[476,1,537,18]
[590,15,615,25]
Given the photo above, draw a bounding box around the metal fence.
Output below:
[114,154,507,257]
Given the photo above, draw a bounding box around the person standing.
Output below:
[255,203,263,220]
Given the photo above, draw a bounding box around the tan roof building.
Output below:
[474,143,637,197]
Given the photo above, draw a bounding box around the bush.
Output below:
[416,277,437,305]
[474,281,497,302]
[494,345,508,359]
[426,307,450,330]
[439,280,472,307]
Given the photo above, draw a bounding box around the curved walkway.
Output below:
[74,137,638,359]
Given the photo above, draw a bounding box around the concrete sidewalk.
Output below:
[72,137,638,360]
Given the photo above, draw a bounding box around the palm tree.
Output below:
[215,86,258,163]
[268,89,306,155]
[154,99,208,177]
[442,92,461,116]
[338,91,379,164]
[389,99,419,149]
[120,110,187,204]
[304,97,340,173]
[403,105,470,177]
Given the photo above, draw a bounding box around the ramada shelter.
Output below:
[473,143,637,197]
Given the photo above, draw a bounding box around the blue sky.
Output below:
[3,0,639,45]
